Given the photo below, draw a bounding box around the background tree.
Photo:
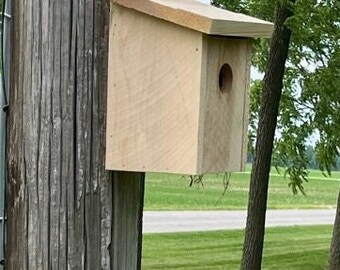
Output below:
[243,1,295,269]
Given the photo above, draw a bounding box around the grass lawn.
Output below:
[144,167,340,210]
[142,225,333,270]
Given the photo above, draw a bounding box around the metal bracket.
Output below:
[2,104,8,113]
[1,12,12,19]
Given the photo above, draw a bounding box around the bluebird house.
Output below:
[106,0,273,175]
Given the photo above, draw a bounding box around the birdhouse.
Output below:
[106,0,273,175]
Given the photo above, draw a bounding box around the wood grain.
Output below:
[7,1,145,269]
[198,37,252,173]
[112,172,145,270]
[106,5,252,174]
[112,0,274,37]
[106,4,203,174]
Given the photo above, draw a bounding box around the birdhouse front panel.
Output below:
[198,37,252,174]
[106,4,205,174]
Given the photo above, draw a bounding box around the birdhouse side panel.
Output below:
[106,4,204,174]
[198,37,252,173]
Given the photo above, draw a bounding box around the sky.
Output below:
[194,0,264,81]
[196,0,211,3]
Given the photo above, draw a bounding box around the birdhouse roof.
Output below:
[112,0,274,38]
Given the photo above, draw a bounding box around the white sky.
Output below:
[195,0,211,4]
[193,0,264,81]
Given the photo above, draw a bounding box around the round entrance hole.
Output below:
[219,63,233,93]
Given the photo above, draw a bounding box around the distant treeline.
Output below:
[247,145,340,171]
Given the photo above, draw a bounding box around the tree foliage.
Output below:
[212,0,340,193]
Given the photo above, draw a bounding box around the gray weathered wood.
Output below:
[112,172,145,270]
[7,1,145,269]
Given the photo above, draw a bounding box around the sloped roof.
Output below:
[112,0,274,38]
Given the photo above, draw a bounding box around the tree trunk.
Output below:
[240,2,295,270]
[6,1,145,269]
[329,189,340,270]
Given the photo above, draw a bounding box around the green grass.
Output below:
[142,225,333,270]
[145,167,340,210]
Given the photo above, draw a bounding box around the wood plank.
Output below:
[112,172,145,270]
[6,0,27,267]
[241,42,253,171]
[112,0,274,37]
[106,4,203,174]
[199,37,251,173]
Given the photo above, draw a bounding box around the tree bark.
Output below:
[329,189,340,270]
[240,2,295,270]
[6,1,145,269]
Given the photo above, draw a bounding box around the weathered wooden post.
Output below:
[6,1,144,269]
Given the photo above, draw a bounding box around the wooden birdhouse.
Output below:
[106,0,273,175]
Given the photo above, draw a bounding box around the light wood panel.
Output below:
[198,37,252,173]
[106,4,203,174]
[111,0,274,37]
[106,5,253,174]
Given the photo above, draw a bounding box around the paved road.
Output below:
[143,209,336,233]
